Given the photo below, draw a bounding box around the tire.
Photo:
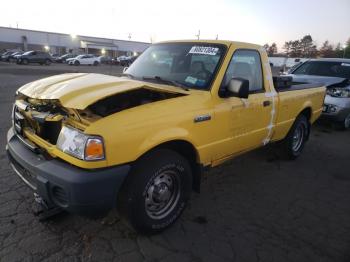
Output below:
[45,59,51,66]
[93,61,99,66]
[281,114,309,160]
[74,60,80,66]
[22,59,28,65]
[118,149,192,234]
[334,114,350,130]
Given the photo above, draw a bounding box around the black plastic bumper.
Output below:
[6,128,130,216]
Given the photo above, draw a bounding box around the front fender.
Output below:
[136,127,198,160]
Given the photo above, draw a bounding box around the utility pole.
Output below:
[195,30,200,40]
[128,33,131,41]
[216,34,218,40]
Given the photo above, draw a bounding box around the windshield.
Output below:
[293,61,350,79]
[125,43,226,90]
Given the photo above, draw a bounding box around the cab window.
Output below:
[221,49,263,93]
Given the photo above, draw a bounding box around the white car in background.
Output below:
[67,54,100,66]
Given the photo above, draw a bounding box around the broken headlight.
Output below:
[56,126,105,161]
[327,88,350,98]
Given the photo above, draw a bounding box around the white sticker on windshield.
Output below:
[341,63,350,67]
[185,76,197,84]
[188,46,219,56]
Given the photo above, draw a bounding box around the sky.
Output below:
[1,0,349,50]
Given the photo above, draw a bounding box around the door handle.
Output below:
[263,100,271,107]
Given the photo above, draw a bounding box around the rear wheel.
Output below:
[22,59,28,65]
[74,60,80,66]
[281,114,309,159]
[118,149,192,234]
[45,59,51,65]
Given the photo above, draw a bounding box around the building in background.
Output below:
[0,26,150,57]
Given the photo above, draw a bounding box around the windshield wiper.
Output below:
[142,76,189,91]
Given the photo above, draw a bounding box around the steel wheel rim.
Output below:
[145,170,181,220]
[292,124,304,151]
[345,114,350,129]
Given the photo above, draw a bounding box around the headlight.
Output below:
[56,126,105,161]
[327,88,350,98]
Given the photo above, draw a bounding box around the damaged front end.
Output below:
[12,85,186,165]
[13,96,86,149]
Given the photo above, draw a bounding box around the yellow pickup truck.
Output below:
[7,40,326,233]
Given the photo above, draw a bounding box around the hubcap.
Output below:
[344,114,350,129]
[292,124,304,152]
[145,171,180,220]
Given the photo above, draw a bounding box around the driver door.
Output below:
[213,49,273,161]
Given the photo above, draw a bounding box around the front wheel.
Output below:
[118,149,192,234]
[334,113,350,130]
[93,61,99,66]
[281,114,309,160]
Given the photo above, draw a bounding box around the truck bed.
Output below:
[273,76,324,92]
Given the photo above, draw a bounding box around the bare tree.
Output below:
[283,41,292,57]
[319,40,335,58]
[263,43,269,51]
[299,35,316,57]
[345,38,350,58]
[267,43,278,56]
[290,40,301,57]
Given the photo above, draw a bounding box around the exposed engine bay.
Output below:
[86,88,184,117]
[14,88,184,145]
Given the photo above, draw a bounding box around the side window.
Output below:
[222,49,263,93]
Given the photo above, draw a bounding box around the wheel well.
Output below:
[300,107,311,121]
[299,107,312,139]
[152,140,202,193]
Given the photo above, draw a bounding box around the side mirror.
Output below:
[227,77,249,99]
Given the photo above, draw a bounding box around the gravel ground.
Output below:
[0,63,350,262]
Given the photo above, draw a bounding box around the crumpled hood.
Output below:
[18,73,189,109]
[287,74,350,88]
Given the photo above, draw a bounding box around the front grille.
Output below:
[8,152,37,190]
[13,103,62,145]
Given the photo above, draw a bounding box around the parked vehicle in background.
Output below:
[54,53,76,63]
[16,51,53,65]
[8,51,24,62]
[287,58,350,129]
[118,55,138,66]
[51,54,59,59]
[67,54,100,66]
[7,40,326,234]
[1,50,16,61]
[99,56,113,65]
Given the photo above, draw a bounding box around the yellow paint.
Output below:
[16,40,326,169]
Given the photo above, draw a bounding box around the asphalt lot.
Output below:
[1,62,350,262]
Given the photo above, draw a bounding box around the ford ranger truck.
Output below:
[6,40,326,233]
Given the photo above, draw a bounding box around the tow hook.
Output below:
[34,192,48,208]
[33,193,63,221]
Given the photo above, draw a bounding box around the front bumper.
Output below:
[6,128,130,216]
[321,95,350,122]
